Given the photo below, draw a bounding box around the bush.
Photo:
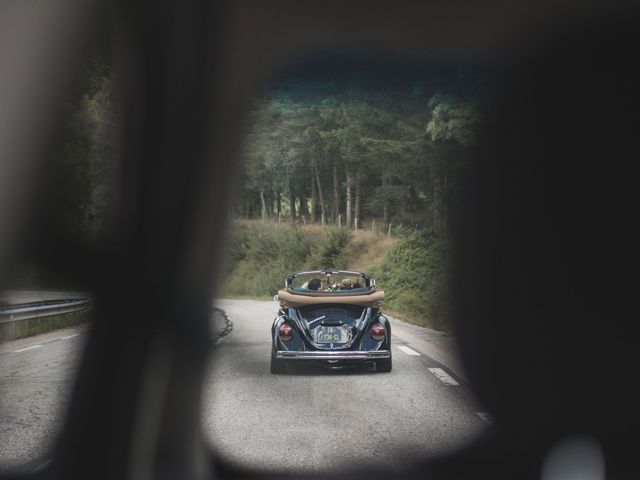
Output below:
[314,228,353,270]
[220,223,250,276]
[370,228,453,331]
[221,222,452,331]
[221,222,319,297]
[221,222,360,297]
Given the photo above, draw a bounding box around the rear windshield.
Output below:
[290,272,368,292]
[299,305,365,324]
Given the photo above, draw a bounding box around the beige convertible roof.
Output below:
[278,288,384,308]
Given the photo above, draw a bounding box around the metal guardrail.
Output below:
[0,298,91,323]
[1,298,229,343]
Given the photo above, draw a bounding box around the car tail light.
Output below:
[370,323,385,341]
[278,323,293,341]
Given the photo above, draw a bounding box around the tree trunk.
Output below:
[354,169,361,230]
[288,186,296,224]
[313,159,326,223]
[382,169,389,229]
[430,157,440,231]
[299,191,309,220]
[310,174,317,223]
[260,190,267,221]
[433,172,441,231]
[333,161,339,223]
[441,170,448,232]
[268,192,275,218]
[276,190,282,219]
[345,167,352,229]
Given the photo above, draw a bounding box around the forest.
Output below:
[54,52,492,242]
[235,52,492,235]
[224,53,493,329]
[20,53,493,330]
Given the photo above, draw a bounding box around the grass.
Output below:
[220,220,455,331]
[346,230,397,273]
[369,228,453,331]
[219,221,396,295]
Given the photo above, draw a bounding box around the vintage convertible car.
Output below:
[271,270,391,373]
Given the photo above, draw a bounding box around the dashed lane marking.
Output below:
[398,345,421,356]
[13,345,44,353]
[476,412,495,425]
[60,334,80,340]
[429,367,460,385]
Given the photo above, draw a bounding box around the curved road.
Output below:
[204,299,488,473]
[0,299,489,474]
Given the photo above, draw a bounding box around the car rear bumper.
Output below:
[275,350,390,360]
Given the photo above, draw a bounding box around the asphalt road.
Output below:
[0,324,88,472]
[0,299,489,474]
[203,299,488,474]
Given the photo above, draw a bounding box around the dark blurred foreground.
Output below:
[1,1,639,480]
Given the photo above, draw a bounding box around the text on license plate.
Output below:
[315,326,350,343]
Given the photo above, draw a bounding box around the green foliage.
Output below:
[222,223,320,296]
[219,224,250,277]
[59,61,118,242]
[315,228,353,270]
[238,70,486,238]
[6,61,117,289]
[222,222,454,331]
[426,92,481,146]
[226,72,477,329]
[220,221,453,331]
[222,223,362,297]
[370,228,453,330]
[247,224,312,273]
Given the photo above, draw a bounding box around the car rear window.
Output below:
[298,306,365,324]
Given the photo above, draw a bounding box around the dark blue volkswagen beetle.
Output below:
[271,270,391,373]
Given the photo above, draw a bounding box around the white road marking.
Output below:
[60,334,80,340]
[476,411,495,425]
[13,344,43,353]
[429,367,459,385]
[398,345,421,356]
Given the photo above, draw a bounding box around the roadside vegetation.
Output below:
[5,54,491,332]
[224,54,491,331]
[368,228,452,331]
[220,221,361,297]
[220,220,453,331]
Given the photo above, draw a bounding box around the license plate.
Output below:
[315,326,350,343]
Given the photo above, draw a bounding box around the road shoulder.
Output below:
[387,315,467,381]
